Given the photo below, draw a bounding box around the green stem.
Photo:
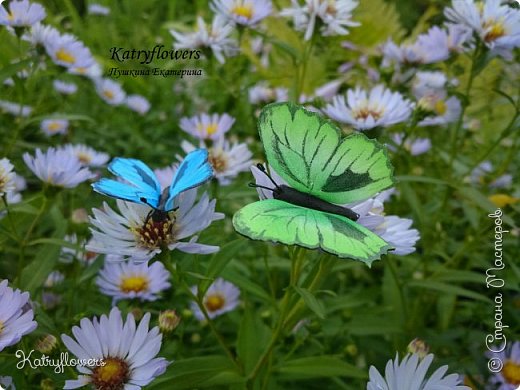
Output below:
[158,252,240,370]
[1,195,21,243]
[247,247,306,385]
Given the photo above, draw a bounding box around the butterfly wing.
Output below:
[233,199,392,265]
[258,103,395,204]
[162,149,213,211]
[92,158,161,208]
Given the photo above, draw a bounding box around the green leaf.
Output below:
[23,113,97,126]
[149,356,244,389]
[237,307,270,375]
[292,286,326,319]
[276,356,366,379]
[395,175,451,186]
[221,269,271,303]
[408,280,490,302]
[200,239,246,295]
[0,59,32,83]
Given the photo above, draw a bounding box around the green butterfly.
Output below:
[232,102,396,265]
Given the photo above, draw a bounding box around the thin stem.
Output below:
[247,247,306,385]
[1,195,21,242]
[158,252,240,370]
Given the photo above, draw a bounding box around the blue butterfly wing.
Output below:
[163,149,213,211]
[92,158,161,208]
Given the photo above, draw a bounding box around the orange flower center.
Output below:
[208,149,228,173]
[502,359,520,385]
[353,107,383,121]
[484,21,506,43]
[205,294,226,312]
[92,357,129,390]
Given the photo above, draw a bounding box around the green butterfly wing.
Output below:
[258,102,395,204]
[232,199,392,265]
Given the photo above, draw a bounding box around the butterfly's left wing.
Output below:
[163,149,213,211]
[259,103,395,204]
[92,158,161,207]
[233,199,392,265]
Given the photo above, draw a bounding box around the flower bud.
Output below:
[158,310,181,333]
[35,334,58,354]
[407,338,429,359]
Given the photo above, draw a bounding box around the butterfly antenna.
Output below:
[248,182,275,192]
[256,163,279,189]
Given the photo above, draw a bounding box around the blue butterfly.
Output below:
[92,149,213,213]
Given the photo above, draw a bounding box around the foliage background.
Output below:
[0,0,519,389]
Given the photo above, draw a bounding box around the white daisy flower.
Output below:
[60,234,100,265]
[95,78,126,105]
[61,307,168,389]
[180,113,235,141]
[40,118,69,136]
[469,161,512,189]
[53,80,77,94]
[211,0,272,26]
[486,340,520,390]
[248,83,289,105]
[367,353,470,390]
[381,39,425,67]
[324,85,413,130]
[23,147,95,188]
[126,94,151,115]
[0,376,15,390]
[390,133,431,156]
[0,99,32,117]
[190,278,240,320]
[0,279,38,352]
[0,0,46,27]
[96,261,171,304]
[376,216,420,256]
[415,25,470,62]
[68,61,103,78]
[88,3,110,15]
[61,144,110,167]
[45,34,94,70]
[22,22,59,46]
[170,15,238,64]
[418,96,461,126]
[445,0,520,59]
[0,158,16,197]
[44,271,64,288]
[181,138,253,185]
[281,0,360,41]
[412,71,449,97]
[87,190,224,262]
[2,172,26,207]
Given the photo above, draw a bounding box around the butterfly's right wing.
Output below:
[232,199,392,266]
[258,103,395,204]
[92,158,161,208]
[163,149,213,211]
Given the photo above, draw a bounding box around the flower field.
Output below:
[0,0,519,389]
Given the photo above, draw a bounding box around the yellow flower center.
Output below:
[208,149,228,173]
[199,122,219,136]
[47,122,62,132]
[75,67,87,74]
[56,48,76,64]
[434,100,447,116]
[484,20,506,43]
[205,294,226,312]
[232,3,254,20]
[103,90,115,101]
[502,359,520,385]
[353,107,384,121]
[489,194,519,208]
[92,357,129,389]
[119,275,149,294]
[133,215,174,250]
[77,152,92,164]
[7,12,15,21]
[0,320,4,335]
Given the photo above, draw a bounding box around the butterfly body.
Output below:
[272,185,360,221]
